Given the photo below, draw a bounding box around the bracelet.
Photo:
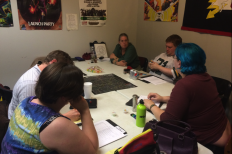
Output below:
[114,60,117,65]
[149,104,156,110]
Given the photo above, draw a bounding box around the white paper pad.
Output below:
[140,76,167,85]
[138,95,160,107]
[95,120,127,148]
[94,44,108,58]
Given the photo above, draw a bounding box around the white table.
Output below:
[75,60,174,102]
[61,91,157,154]
[61,60,213,154]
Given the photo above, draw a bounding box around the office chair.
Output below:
[211,76,232,110]
[0,86,12,104]
[0,85,12,152]
[0,100,10,152]
[138,56,148,72]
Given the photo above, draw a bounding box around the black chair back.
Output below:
[0,86,12,104]
[0,100,10,152]
[0,84,11,152]
[211,76,232,109]
[138,56,148,72]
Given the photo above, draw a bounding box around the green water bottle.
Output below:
[136,99,146,127]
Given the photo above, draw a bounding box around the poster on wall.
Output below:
[0,0,13,27]
[181,0,232,37]
[79,0,107,26]
[144,0,179,22]
[17,0,62,30]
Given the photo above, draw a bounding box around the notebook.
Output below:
[95,119,127,148]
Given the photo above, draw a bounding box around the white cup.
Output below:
[84,82,92,99]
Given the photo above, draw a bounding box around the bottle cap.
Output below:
[139,99,144,104]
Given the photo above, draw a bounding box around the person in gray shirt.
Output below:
[8,50,80,121]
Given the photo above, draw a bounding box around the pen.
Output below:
[76,123,82,127]
[130,113,136,119]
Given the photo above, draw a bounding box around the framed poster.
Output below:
[0,0,13,27]
[94,43,108,58]
[17,0,62,30]
[144,0,179,22]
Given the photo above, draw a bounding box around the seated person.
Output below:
[8,50,80,121]
[149,34,182,82]
[110,33,140,69]
[1,63,99,154]
[144,43,231,154]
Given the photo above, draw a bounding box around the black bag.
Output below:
[143,119,198,154]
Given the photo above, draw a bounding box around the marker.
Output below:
[130,113,136,119]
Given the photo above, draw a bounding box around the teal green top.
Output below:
[113,43,140,69]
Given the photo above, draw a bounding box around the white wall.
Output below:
[136,0,231,82]
[0,0,139,88]
[1,0,231,89]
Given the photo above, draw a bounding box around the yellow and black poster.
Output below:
[144,0,179,22]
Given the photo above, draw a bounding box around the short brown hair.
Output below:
[166,34,182,47]
[118,33,129,41]
[35,63,84,104]
[44,50,73,65]
[30,56,46,68]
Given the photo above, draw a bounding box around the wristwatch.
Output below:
[149,104,156,110]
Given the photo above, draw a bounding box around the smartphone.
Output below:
[86,99,97,108]
[70,98,97,109]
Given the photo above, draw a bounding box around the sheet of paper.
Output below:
[94,120,127,147]
[74,120,81,124]
[138,95,160,107]
[66,14,78,30]
[141,76,167,85]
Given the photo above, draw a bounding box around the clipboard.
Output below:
[106,119,127,135]
[94,119,127,147]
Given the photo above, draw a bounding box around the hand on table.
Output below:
[143,99,155,109]
[147,93,163,102]
[63,109,81,122]
[117,60,127,66]
[144,97,164,121]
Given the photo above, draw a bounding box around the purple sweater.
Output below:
[160,73,227,145]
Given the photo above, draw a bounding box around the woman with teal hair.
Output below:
[144,43,231,154]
